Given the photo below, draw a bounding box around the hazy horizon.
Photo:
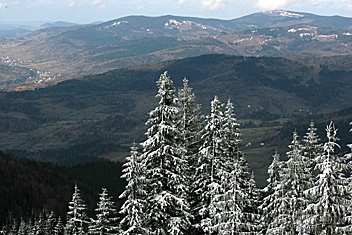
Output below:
[0,0,351,25]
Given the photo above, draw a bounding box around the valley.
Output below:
[0,54,352,182]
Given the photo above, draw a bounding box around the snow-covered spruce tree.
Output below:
[304,121,351,234]
[32,213,46,235]
[209,98,258,234]
[65,184,90,235]
[303,121,323,164]
[89,188,119,234]
[341,121,352,233]
[17,218,29,235]
[176,77,203,233]
[193,95,225,234]
[246,171,261,233]
[7,219,17,235]
[259,151,285,234]
[176,77,203,155]
[193,97,257,234]
[302,121,323,187]
[119,143,147,235]
[263,132,310,234]
[140,71,191,235]
[54,217,65,235]
[224,99,259,234]
[283,131,311,234]
[300,121,323,233]
[223,99,241,156]
[45,210,57,234]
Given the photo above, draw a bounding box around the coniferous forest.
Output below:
[1,71,352,235]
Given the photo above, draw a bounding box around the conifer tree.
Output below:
[225,99,259,233]
[284,131,310,234]
[54,217,65,235]
[89,188,119,234]
[245,171,261,233]
[208,98,258,234]
[141,71,191,235]
[8,219,17,235]
[300,122,323,233]
[223,99,241,156]
[26,218,34,235]
[193,96,225,234]
[45,211,57,234]
[263,151,282,196]
[302,121,323,190]
[304,121,351,234]
[32,213,46,235]
[119,143,147,235]
[262,132,310,234]
[17,218,28,235]
[176,77,203,156]
[303,121,323,163]
[259,151,284,234]
[341,121,352,233]
[65,184,89,235]
[176,77,203,233]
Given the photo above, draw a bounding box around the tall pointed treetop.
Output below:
[156,71,175,106]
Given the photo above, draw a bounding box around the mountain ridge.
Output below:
[1,10,352,90]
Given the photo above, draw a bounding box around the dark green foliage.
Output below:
[0,152,70,225]
[6,141,127,165]
[0,152,125,226]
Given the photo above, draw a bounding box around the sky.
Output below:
[0,0,352,24]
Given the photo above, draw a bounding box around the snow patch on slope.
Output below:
[164,19,208,30]
[165,19,192,28]
[266,10,304,18]
[111,21,128,26]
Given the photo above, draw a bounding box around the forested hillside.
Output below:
[0,151,125,226]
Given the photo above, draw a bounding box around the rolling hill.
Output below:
[1,10,352,89]
[0,54,351,169]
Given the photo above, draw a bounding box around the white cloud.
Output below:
[255,0,352,11]
[200,0,234,11]
[91,0,107,8]
[178,0,188,4]
[256,0,289,10]
[68,1,77,9]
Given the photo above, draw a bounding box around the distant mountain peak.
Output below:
[264,10,305,18]
[40,21,79,28]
